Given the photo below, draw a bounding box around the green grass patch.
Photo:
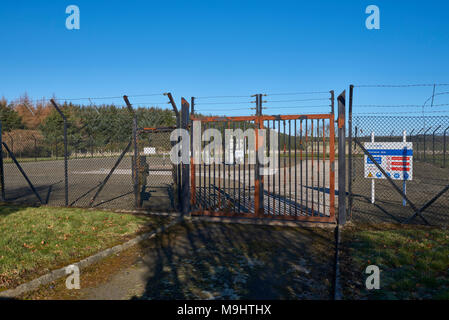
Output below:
[343,226,449,299]
[0,204,168,290]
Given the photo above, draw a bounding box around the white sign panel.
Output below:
[235,149,244,163]
[144,147,156,155]
[226,138,244,164]
[364,142,413,181]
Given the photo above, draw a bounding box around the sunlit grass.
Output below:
[346,227,449,299]
[0,204,166,289]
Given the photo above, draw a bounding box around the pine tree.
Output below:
[0,98,24,131]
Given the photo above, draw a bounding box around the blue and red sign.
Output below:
[364,142,413,180]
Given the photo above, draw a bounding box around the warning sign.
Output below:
[364,142,413,180]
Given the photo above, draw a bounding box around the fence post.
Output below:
[181,98,191,216]
[190,97,196,207]
[0,118,5,201]
[444,126,449,168]
[123,96,139,209]
[165,93,182,210]
[50,99,68,206]
[259,94,265,215]
[347,85,353,220]
[254,94,264,216]
[330,90,335,114]
[337,90,346,225]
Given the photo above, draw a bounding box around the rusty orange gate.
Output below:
[189,113,336,222]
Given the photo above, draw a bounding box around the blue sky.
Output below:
[1,0,449,116]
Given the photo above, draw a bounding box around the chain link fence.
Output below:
[136,129,179,212]
[0,97,179,212]
[349,115,449,226]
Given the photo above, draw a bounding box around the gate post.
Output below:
[258,94,265,216]
[165,92,182,209]
[190,97,196,207]
[347,85,354,220]
[0,118,5,201]
[181,98,191,216]
[50,99,69,206]
[123,96,139,209]
[337,91,347,225]
[254,94,264,216]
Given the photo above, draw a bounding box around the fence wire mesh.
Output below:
[349,115,449,226]
[136,129,179,212]
[0,98,178,212]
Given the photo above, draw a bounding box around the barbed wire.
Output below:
[265,91,330,96]
[194,101,253,106]
[422,92,449,107]
[353,110,449,115]
[6,93,165,105]
[194,95,251,99]
[195,104,332,113]
[265,98,329,103]
[194,90,330,99]
[125,101,170,105]
[271,111,332,115]
[265,105,331,109]
[193,107,249,113]
[353,115,449,118]
[353,103,449,108]
[354,83,449,88]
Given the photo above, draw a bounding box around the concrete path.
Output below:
[75,220,335,300]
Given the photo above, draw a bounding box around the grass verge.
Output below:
[0,203,170,291]
[342,225,449,299]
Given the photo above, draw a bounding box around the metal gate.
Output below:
[190,113,336,222]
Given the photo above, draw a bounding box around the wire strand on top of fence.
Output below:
[7,93,166,105]
[193,95,251,99]
[193,107,254,113]
[264,105,332,109]
[353,103,449,108]
[422,92,449,106]
[194,89,331,99]
[264,91,330,96]
[354,83,449,88]
[265,98,330,103]
[353,110,449,115]
[193,101,254,106]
